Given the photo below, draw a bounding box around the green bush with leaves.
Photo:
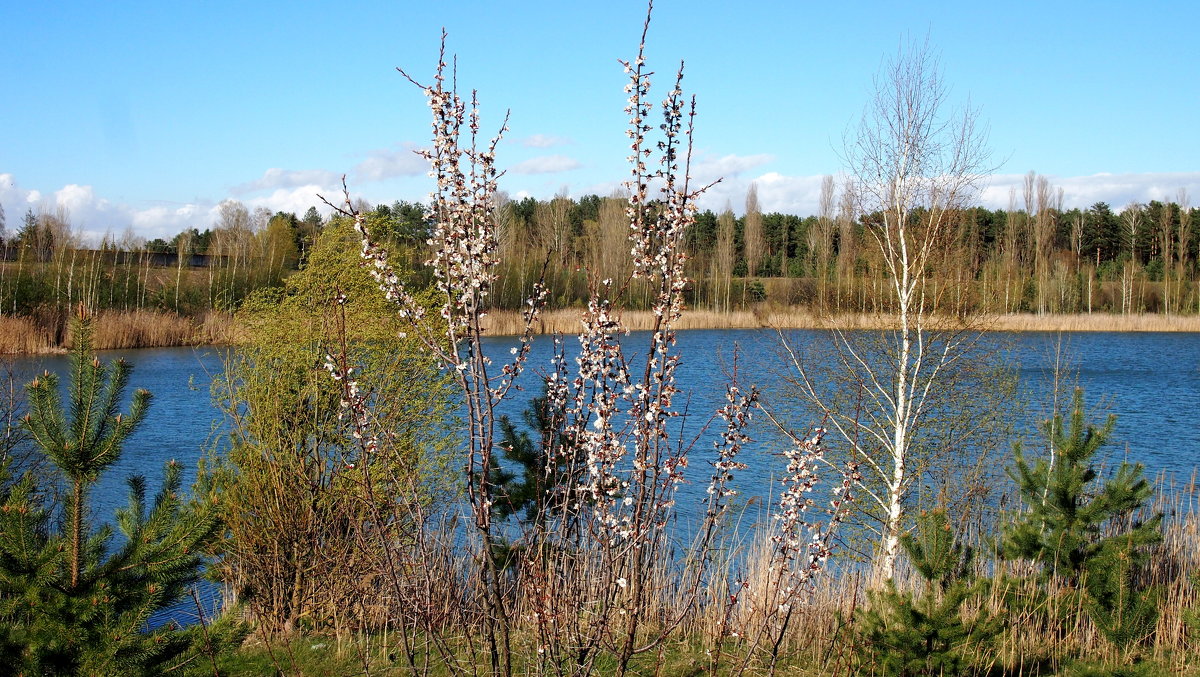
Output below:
[205,217,458,636]
[0,315,237,675]
[854,508,1003,676]
[1001,388,1162,655]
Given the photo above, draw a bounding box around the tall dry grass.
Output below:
[1,306,1193,354]
[0,310,241,354]
[676,472,1199,673]
[0,316,56,354]
[484,308,1200,335]
[321,474,1198,675]
[974,479,1200,672]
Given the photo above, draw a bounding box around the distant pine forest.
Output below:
[1,173,1197,333]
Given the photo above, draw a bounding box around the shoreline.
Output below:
[1,308,1197,356]
[0,310,242,356]
[483,308,1200,335]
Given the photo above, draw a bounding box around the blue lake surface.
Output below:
[9,330,1199,517]
[7,329,1199,622]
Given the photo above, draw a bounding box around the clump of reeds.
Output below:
[0,315,56,354]
[83,310,198,349]
[986,312,1200,333]
[0,309,242,354]
[195,310,243,346]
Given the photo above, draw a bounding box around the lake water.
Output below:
[7,329,1199,623]
[9,330,1200,516]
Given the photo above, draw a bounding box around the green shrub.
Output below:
[854,509,1003,676]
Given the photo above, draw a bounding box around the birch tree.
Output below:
[583,194,633,285]
[712,207,735,312]
[1025,172,1061,314]
[784,39,992,582]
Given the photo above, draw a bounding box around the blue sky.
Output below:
[1,1,1197,241]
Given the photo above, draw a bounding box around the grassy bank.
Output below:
[0,309,242,354]
[485,308,1200,335]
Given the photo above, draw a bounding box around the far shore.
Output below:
[1,308,1198,356]
[483,308,1200,336]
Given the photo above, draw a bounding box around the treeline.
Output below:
[486,175,1200,315]
[1,173,1196,330]
[0,198,431,323]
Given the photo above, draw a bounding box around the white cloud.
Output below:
[232,168,339,194]
[353,145,427,181]
[0,173,355,243]
[0,175,197,242]
[980,172,1200,211]
[244,185,341,218]
[509,155,582,175]
[693,172,828,215]
[689,153,775,184]
[129,203,217,239]
[577,165,817,215]
[55,184,105,216]
[520,134,571,148]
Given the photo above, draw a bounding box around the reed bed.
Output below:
[683,472,1200,672]
[0,309,241,353]
[1,307,1194,355]
[0,315,56,354]
[484,308,1200,335]
[195,310,245,346]
[85,310,201,349]
[984,312,1200,333]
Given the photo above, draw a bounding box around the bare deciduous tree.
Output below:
[711,206,735,312]
[1176,189,1192,270]
[534,187,573,267]
[834,178,858,312]
[785,38,992,582]
[1025,172,1061,314]
[743,182,764,278]
[808,175,836,308]
[583,193,633,284]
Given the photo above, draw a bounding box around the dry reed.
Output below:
[85,310,199,349]
[2,307,1192,355]
[484,308,1200,335]
[0,310,241,354]
[0,315,56,354]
